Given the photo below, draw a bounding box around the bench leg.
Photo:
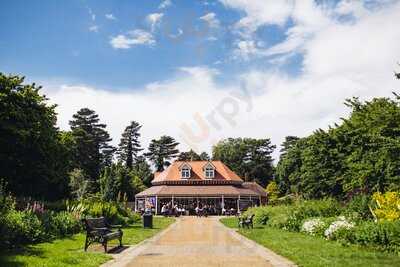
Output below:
[103,241,107,253]
[84,236,89,251]
[119,236,123,247]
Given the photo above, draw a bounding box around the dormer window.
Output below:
[203,162,215,179]
[181,167,191,178]
[179,163,191,179]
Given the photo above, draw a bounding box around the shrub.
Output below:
[244,206,270,225]
[266,182,279,203]
[0,210,44,248]
[301,218,325,236]
[344,194,373,220]
[324,216,355,240]
[352,220,400,253]
[371,192,400,221]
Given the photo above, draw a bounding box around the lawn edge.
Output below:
[217,217,298,267]
[101,217,178,267]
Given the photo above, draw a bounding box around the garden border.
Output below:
[217,218,298,267]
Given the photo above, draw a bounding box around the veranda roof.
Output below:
[135,185,260,197]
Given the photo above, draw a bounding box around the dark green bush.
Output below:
[0,210,44,248]
[352,221,400,252]
[344,195,373,220]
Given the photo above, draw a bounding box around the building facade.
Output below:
[135,161,267,215]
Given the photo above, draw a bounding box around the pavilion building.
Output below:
[135,160,267,215]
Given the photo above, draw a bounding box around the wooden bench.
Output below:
[238,214,254,229]
[82,217,123,253]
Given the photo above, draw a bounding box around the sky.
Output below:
[1,0,400,161]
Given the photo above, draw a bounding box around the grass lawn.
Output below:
[220,217,400,267]
[0,216,175,267]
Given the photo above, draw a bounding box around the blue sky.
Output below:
[0,0,300,89]
[1,0,400,159]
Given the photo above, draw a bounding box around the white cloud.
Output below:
[169,28,183,39]
[87,7,96,21]
[234,40,260,60]
[110,29,155,49]
[146,13,164,32]
[219,0,294,36]
[105,14,116,20]
[199,12,220,28]
[44,1,400,161]
[159,0,172,9]
[88,25,99,33]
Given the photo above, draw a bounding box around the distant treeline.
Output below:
[275,95,400,199]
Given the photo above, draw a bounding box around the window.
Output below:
[205,166,215,179]
[181,167,191,179]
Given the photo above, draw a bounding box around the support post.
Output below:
[155,196,158,215]
[172,195,174,207]
[237,195,241,214]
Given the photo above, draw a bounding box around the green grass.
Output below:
[0,216,175,267]
[220,217,400,267]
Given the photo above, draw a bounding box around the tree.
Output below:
[131,155,153,187]
[177,149,201,161]
[117,121,143,169]
[69,108,115,191]
[69,168,91,200]
[276,95,400,199]
[199,151,210,160]
[0,73,72,200]
[145,135,179,171]
[212,138,275,187]
[275,136,302,195]
[266,181,279,203]
[100,163,146,201]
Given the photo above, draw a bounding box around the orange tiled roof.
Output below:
[152,161,243,184]
[136,185,259,197]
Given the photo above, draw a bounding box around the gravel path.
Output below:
[103,216,296,267]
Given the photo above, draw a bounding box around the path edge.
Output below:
[100,217,180,267]
[216,218,298,267]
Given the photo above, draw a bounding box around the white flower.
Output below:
[324,217,354,239]
[301,218,324,235]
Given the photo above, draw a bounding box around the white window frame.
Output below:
[181,167,191,179]
[204,166,215,179]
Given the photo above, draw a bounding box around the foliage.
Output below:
[131,155,153,187]
[145,135,179,171]
[0,73,73,200]
[350,220,400,253]
[100,163,146,201]
[301,218,325,236]
[69,108,115,191]
[324,216,355,239]
[117,121,143,169]
[276,95,400,199]
[69,169,92,200]
[344,194,373,220]
[177,149,202,161]
[212,137,275,187]
[266,181,279,203]
[244,199,342,232]
[371,191,400,221]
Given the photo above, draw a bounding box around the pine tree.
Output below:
[69,108,115,190]
[117,121,142,169]
[177,149,201,161]
[145,135,179,171]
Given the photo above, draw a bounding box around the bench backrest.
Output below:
[82,217,107,231]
